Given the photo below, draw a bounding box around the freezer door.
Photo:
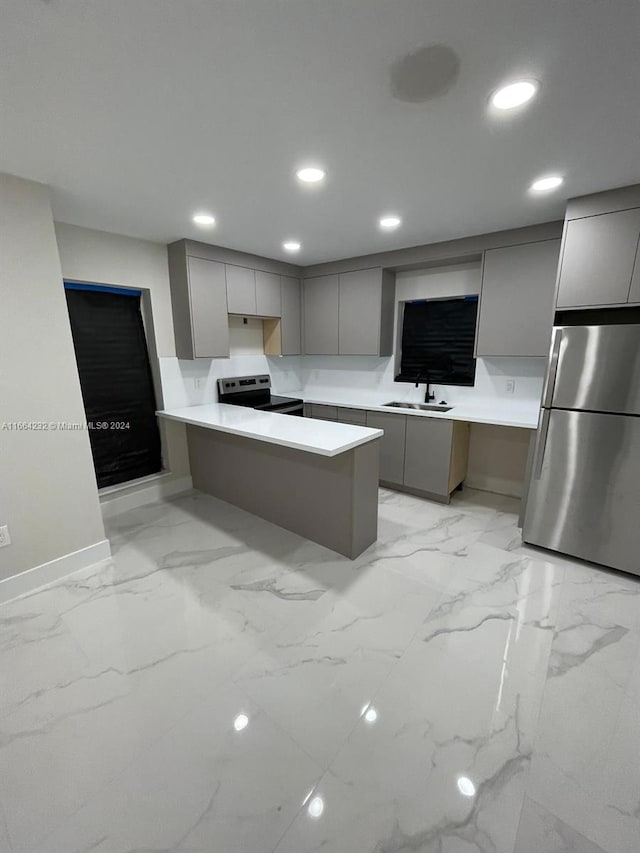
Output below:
[523,409,640,575]
[550,324,640,415]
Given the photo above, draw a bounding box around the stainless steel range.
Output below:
[217,374,303,416]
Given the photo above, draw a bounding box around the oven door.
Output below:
[270,403,304,416]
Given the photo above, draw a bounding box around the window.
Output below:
[396,295,478,385]
[65,282,162,488]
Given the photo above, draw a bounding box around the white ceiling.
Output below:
[2,0,639,264]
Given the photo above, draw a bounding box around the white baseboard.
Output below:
[0,539,112,605]
[100,473,193,519]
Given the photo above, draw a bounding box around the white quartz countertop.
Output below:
[157,403,383,457]
[300,391,541,429]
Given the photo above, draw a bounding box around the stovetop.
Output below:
[217,374,302,412]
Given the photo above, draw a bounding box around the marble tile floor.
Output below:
[0,486,638,853]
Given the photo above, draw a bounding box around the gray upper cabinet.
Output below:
[255,271,281,317]
[280,276,301,354]
[168,244,230,359]
[556,208,640,308]
[477,239,561,357]
[366,411,406,484]
[303,274,340,355]
[226,264,256,315]
[303,268,395,356]
[403,416,453,496]
[338,269,394,356]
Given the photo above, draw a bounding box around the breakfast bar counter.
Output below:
[157,404,382,558]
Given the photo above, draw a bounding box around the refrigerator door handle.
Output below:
[542,328,563,409]
[533,408,551,480]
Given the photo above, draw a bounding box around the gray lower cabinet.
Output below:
[255,271,281,317]
[336,407,367,425]
[280,276,302,354]
[556,208,640,308]
[307,405,470,500]
[303,275,340,354]
[310,404,338,421]
[367,410,469,499]
[477,239,560,357]
[403,417,455,496]
[168,247,230,359]
[226,264,257,314]
[365,411,407,484]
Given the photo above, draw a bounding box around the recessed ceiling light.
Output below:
[457,776,476,797]
[192,213,216,226]
[233,714,249,731]
[307,796,324,818]
[296,166,326,184]
[530,174,564,192]
[283,240,301,253]
[491,80,538,110]
[379,215,401,230]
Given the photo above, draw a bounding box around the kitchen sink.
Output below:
[383,401,453,412]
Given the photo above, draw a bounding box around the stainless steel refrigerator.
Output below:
[522,323,640,576]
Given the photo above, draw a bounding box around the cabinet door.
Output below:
[366,411,406,484]
[339,269,381,355]
[477,240,560,357]
[556,209,640,308]
[255,271,281,317]
[628,239,640,303]
[303,275,339,354]
[336,407,367,425]
[403,417,453,496]
[226,265,256,314]
[187,257,230,358]
[280,276,301,354]
[311,404,338,421]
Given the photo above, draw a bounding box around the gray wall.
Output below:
[0,175,106,581]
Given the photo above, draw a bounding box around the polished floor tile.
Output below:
[514,797,609,853]
[0,487,638,852]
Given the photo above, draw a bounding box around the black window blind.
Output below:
[397,296,478,386]
[65,283,162,488]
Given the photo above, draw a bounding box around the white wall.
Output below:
[54,223,176,357]
[229,316,266,356]
[0,175,106,582]
[160,357,260,409]
[54,222,190,476]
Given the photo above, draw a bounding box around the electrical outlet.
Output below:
[505,379,516,394]
[0,525,11,548]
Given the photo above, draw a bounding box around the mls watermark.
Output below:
[1,421,131,431]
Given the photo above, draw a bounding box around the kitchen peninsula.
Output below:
[157,403,382,558]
